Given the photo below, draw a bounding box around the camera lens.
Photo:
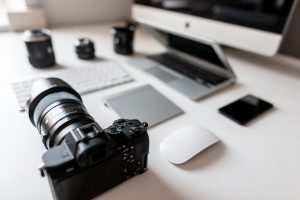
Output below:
[111,24,135,55]
[74,38,95,60]
[26,78,95,149]
[23,29,56,68]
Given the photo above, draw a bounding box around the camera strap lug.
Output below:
[38,163,46,177]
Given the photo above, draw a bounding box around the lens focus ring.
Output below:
[33,91,81,126]
[27,78,97,149]
[39,102,94,148]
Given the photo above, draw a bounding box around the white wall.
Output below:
[41,0,132,27]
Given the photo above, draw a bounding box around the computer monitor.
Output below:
[132,0,297,56]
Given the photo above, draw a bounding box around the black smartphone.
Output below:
[219,94,273,125]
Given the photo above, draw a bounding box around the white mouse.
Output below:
[160,125,220,164]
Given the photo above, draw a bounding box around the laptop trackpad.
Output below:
[169,78,210,100]
[146,67,179,83]
[127,58,158,70]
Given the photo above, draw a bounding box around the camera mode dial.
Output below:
[107,119,148,139]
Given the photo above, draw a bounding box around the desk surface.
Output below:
[1,23,300,200]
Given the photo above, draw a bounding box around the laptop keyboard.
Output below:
[150,53,228,86]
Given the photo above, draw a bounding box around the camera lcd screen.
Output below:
[219,95,273,125]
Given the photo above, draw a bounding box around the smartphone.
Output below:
[219,94,273,125]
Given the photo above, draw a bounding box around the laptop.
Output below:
[128,28,236,100]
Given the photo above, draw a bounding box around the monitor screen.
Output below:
[135,0,295,34]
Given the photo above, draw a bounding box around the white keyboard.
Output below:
[11,61,133,111]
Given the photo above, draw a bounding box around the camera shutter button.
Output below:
[115,119,125,124]
[131,126,138,132]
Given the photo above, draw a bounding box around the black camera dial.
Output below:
[106,119,148,139]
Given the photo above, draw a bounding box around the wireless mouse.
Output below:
[160,125,220,164]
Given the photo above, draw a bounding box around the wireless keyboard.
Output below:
[11,61,133,111]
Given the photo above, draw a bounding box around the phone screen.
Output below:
[219,95,273,125]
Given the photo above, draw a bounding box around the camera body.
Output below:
[26,78,149,200]
[40,119,149,200]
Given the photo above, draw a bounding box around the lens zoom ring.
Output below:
[33,91,81,126]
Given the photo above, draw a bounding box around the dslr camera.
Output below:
[26,78,149,200]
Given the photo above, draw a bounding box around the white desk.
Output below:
[1,23,300,200]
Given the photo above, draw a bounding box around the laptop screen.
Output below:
[168,34,227,69]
